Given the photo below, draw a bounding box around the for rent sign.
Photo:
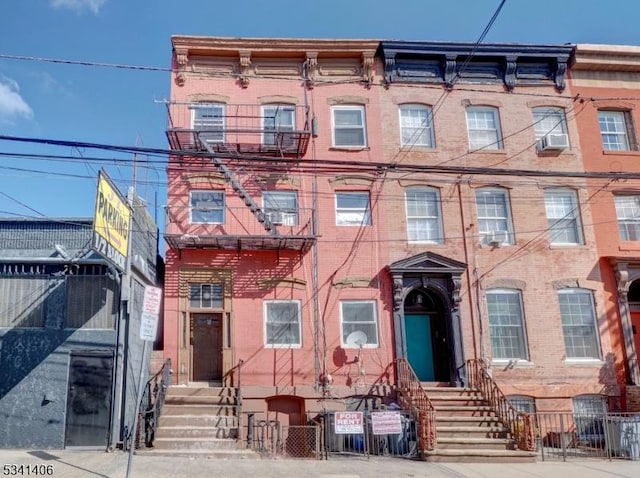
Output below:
[334,412,364,434]
[92,170,131,271]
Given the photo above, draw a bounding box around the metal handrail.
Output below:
[395,358,437,451]
[466,359,536,451]
[136,358,171,449]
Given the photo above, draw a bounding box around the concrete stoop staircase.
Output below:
[136,386,259,459]
[421,385,536,463]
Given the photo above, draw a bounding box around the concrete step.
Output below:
[436,416,502,427]
[423,449,536,463]
[155,426,238,440]
[162,404,236,416]
[159,415,238,428]
[167,386,237,398]
[436,426,508,438]
[436,437,510,450]
[135,448,260,460]
[422,386,482,396]
[153,437,239,451]
[433,405,495,417]
[430,397,488,406]
[165,395,237,406]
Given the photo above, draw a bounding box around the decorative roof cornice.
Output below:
[572,43,640,72]
[379,41,573,91]
[172,36,379,57]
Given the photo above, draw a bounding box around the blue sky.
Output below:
[0,0,639,232]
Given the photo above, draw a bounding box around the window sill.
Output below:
[549,243,587,249]
[618,243,640,252]
[265,345,302,349]
[408,241,444,245]
[330,146,370,152]
[603,150,640,157]
[491,359,534,368]
[564,358,604,366]
[467,148,507,155]
[400,145,436,151]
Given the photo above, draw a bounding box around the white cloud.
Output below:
[50,0,108,15]
[0,75,33,122]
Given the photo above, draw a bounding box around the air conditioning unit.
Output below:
[485,230,510,247]
[537,133,569,152]
[265,211,286,225]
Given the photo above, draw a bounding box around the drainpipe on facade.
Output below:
[457,180,480,363]
[303,59,322,393]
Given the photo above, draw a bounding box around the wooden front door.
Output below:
[191,313,223,381]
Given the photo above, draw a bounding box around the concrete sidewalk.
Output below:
[0,449,639,478]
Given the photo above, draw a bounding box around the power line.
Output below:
[0,53,171,72]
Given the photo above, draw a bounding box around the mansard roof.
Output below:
[379,40,573,91]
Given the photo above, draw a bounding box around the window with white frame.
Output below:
[263,191,298,226]
[189,283,223,309]
[614,194,640,241]
[465,106,503,150]
[475,188,514,245]
[532,107,568,140]
[332,105,367,147]
[340,301,379,348]
[262,104,295,146]
[190,190,225,224]
[598,110,637,151]
[336,192,371,226]
[264,300,301,347]
[192,103,225,143]
[399,104,435,147]
[486,289,528,360]
[405,187,443,243]
[559,289,600,359]
[544,188,583,245]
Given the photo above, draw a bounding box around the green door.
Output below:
[405,314,434,381]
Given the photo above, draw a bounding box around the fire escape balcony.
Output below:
[166,102,311,158]
[165,206,317,253]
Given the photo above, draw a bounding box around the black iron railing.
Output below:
[136,358,171,449]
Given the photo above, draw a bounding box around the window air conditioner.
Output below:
[265,211,285,224]
[486,230,510,246]
[537,133,569,152]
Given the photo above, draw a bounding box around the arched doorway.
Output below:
[404,288,451,382]
[388,251,467,385]
[627,280,640,361]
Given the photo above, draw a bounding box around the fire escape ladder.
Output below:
[200,137,279,236]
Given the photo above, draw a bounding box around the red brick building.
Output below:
[162,37,636,435]
[570,44,640,411]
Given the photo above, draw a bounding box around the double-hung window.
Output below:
[486,289,528,361]
[340,301,379,348]
[263,104,295,146]
[332,105,367,147]
[263,191,298,226]
[405,187,443,243]
[614,194,640,241]
[544,188,583,245]
[532,107,568,140]
[475,188,514,245]
[598,110,637,151]
[336,192,371,226]
[264,300,301,347]
[559,289,600,360]
[192,103,225,143]
[465,106,503,150]
[399,104,435,147]
[190,190,225,224]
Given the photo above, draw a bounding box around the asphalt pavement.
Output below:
[0,449,639,478]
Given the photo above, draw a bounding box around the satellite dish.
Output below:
[346,330,368,348]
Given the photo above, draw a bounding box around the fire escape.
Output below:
[164,102,316,253]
